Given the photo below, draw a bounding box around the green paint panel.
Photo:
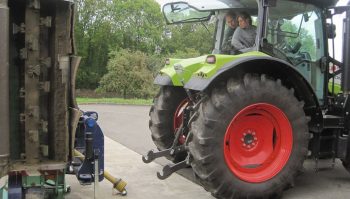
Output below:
[160,56,207,85]
[328,82,341,94]
[21,171,66,199]
[0,184,8,199]
[158,51,269,86]
[22,175,45,187]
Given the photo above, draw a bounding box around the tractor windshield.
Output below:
[264,1,325,63]
[264,0,326,102]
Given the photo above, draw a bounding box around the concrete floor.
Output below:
[2,104,350,198]
[66,136,213,199]
[69,104,350,199]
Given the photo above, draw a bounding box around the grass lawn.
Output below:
[77,97,152,105]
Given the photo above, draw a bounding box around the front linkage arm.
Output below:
[142,109,191,179]
[142,94,205,179]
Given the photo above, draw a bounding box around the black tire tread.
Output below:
[149,86,188,162]
[189,74,309,199]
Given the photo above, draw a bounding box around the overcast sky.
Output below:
[155,0,166,6]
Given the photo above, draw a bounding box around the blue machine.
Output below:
[74,111,105,184]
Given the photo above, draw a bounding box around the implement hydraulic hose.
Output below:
[73,149,127,195]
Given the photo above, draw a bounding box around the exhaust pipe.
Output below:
[0,0,10,177]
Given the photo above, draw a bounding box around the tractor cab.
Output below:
[160,0,329,102]
[162,0,259,54]
[263,1,327,101]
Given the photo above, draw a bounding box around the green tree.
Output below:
[162,23,215,55]
[75,0,217,93]
[75,0,118,88]
[75,0,164,89]
[97,49,155,98]
[109,0,165,53]
[169,48,201,58]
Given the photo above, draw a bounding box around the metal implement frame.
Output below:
[0,0,10,178]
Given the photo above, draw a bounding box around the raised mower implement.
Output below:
[144,0,350,198]
[0,0,126,198]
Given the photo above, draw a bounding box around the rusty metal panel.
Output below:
[3,0,77,169]
[24,0,42,164]
[49,1,75,161]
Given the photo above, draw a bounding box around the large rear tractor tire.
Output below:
[341,159,350,173]
[189,74,309,199]
[149,86,189,162]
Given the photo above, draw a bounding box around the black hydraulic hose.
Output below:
[85,132,94,160]
[331,17,335,95]
[0,0,10,176]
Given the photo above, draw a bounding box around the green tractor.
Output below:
[143,0,350,198]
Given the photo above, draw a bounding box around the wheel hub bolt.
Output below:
[241,130,258,149]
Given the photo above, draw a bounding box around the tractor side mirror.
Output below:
[164,29,172,39]
[327,23,336,39]
[263,0,277,7]
[303,13,310,22]
[162,2,211,24]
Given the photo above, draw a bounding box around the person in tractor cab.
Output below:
[221,11,238,54]
[231,12,257,53]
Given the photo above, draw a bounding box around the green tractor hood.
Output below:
[155,51,269,86]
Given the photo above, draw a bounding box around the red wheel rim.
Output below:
[224,103,293,183]
[173,98,189,144]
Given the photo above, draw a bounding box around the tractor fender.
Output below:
[185,56,322,129]
[154,74,173,86]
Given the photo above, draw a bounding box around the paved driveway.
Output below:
[74,104,350,199]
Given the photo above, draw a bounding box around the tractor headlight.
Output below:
[174,63,185,83]
[206,55,216,64]
[165,58,170,65]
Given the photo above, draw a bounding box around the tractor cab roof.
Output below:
[164,0,256,11]
[165,0,338,11]
[162,0,338,24]
[290,0,338,8]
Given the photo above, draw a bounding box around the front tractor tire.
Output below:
[149,86,189,162]
[189,74,309,199]
[341,158,350,173]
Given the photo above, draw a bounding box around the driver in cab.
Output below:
[221,11,238,54]
[231,12,257,53]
